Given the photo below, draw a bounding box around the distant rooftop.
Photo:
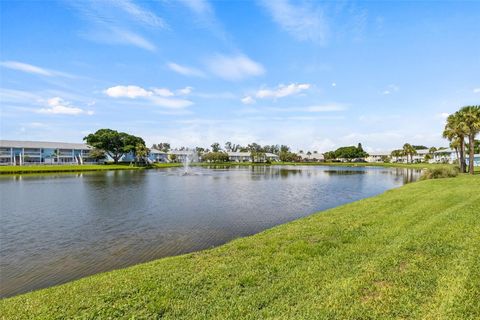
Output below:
[0,140,91,150]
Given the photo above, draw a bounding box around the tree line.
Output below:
[442,105,480,174]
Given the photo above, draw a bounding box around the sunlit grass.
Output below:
[1,175,479,319]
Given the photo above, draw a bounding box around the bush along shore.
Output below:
[1,175,479,319]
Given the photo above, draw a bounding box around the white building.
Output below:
[167,150,198,163]
[296,151,324,162]
[366,151,391,163]
[227,152,280,162]
[0,140,98,165]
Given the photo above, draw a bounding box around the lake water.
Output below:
[0,165,420,297]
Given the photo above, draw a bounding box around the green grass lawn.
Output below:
[1,175,479,319]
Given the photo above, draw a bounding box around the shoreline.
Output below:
[0,162,463,175]
[1,175,479,318]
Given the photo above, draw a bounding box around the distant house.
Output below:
[227,152,280,162]
[366,151,391,163]
[167,150,198,163]
[148,149,168,163]
[296,151,324,162]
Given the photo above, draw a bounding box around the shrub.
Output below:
[420,166,459,180]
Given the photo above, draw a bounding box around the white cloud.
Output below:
[149,96,193,109]
[0,61,73,77]
[154,88,175,97]
[104,85,193,109]
[331,82,336,87]
[255,83,311,99]
[38,97,94,115]
[382,84,400,95]
[167,62,206,77]
[439,112,450,119]
[105,85,152,98]
[110,27,157,51]
[473,88,480,93]
[111,0,166,28]
[241,96,256,104]
[206,54,265,81]
[259,0,328,44]
[177,87,193,95]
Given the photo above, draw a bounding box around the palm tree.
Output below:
[443,113,467,173]
[402,143,416,163]
[459,106,480,174]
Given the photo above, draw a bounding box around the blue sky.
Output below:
[1,0,479,152]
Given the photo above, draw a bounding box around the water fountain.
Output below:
[182,153,191,175]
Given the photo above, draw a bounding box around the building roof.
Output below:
[0,140,91,150]
[149,148,167,154]
[168,150,195,155]
[227,152,279,158]
[368,151,391,156]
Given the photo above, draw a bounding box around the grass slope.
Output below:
[1,176,479,319]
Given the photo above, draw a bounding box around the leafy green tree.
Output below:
[89,148,106,161]
[211,142,221,152]
[153,143,171,153]
[224,142,232,152]
[203,152,229,162]
[168,154,177,163]
[84,129,139,163]
[135,143,149,164]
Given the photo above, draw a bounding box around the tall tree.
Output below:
[211,142,221,152]
[402,143,417,163]
[459,106,480,174]
[84,129,126,163]
[443,113,467,172]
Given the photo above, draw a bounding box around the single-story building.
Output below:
[366,151,391,163]
[297,151,324,162]
[227,152,280,162]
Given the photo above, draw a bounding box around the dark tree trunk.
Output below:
[460,138,466,173]
[468,134,475,175]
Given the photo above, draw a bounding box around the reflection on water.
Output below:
[0,166,421,297]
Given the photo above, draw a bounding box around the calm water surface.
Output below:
[0,165,420,297]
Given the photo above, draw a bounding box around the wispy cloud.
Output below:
[259,0,328,44]
[382,84,399,95]
[241,96,256,105]
[473,88,480,93]
[111,0,166,28]
[104,85,193,109]
[38,97,94,115]
[0,61,74,78]
[177,0,228,41]
[167,62,206,77]
[66,0,164,51]
[205,54,265,81]
[256,83,311,99]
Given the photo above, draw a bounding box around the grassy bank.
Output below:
[1,175,479,319]
[0,164,144,174]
